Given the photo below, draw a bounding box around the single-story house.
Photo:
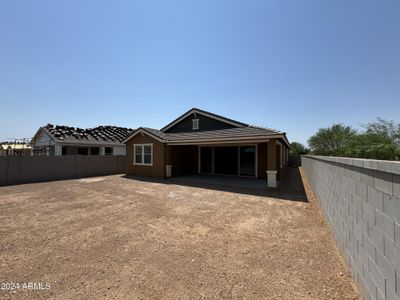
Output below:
[123,108,290,188]
[0,142,32,156]
[31,124,134,156]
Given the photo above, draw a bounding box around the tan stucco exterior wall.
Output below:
[267,139,277,171]
[125,133,166,178]
[125,135,288,180]
[257,142,268,179]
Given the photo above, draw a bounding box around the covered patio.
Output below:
[165,138,289,188]
[170,174,267,189]
[165,167,307,201]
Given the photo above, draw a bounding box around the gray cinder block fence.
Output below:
[302,155,400,300]
[0,156,126,186]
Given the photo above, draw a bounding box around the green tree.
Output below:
[344,118,400,160]
[290,142,309,155]
[363,118,400,146]
[345,132,398,160]
[308,124,356,156]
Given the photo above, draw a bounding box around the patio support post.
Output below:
[266,139,277,188]
[165,145,172,178]
[100,146,105,156]
[55,145,62,156]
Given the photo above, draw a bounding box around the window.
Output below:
[77,148,88,155]
[134,144,153,165]
[91,147,100,155]
[105,147,113,155]
[192,118,199,130]
[135,145,142,164]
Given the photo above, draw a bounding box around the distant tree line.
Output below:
[290,118,400,161]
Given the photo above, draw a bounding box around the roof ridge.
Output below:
[189,107,249,126]
[248,124,282,134]
[142,126,161,131]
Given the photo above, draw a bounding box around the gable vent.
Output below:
[192,118,199,130]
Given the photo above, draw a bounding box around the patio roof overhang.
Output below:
[166,134,289,147]
[124,128,290,148]
[166,137,272,146]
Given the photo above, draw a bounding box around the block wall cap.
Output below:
[302,155,400,175]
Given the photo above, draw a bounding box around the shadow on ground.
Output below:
[123,167,307,202]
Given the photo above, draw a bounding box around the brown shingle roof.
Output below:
[139,126,284,142]
[123,108,290,147]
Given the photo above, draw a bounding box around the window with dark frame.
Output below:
[77,148,88,155]
[91,147,100,155]
[105,147,113,155]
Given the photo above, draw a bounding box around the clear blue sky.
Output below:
[1,0,399,145]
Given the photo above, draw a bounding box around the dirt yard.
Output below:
[0,169,360,299]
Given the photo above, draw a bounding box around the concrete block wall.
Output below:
[0,155,126,186]
[302,155,400,300]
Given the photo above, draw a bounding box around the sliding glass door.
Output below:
[200,147,213,173]
[199,145,257,177]
[239,146,256,176]
[214,146,238,175]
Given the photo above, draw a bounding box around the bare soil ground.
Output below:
[0,169,360,299]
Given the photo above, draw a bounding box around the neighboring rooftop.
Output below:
[0,142,32,150]
[42,124,134,143]
[0,141,30,145]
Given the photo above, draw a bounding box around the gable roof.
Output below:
[33,124,134,145]
[123,127,167,143]
[160,108,248,132]
[123,108,290,148]
[124,126,290,147]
